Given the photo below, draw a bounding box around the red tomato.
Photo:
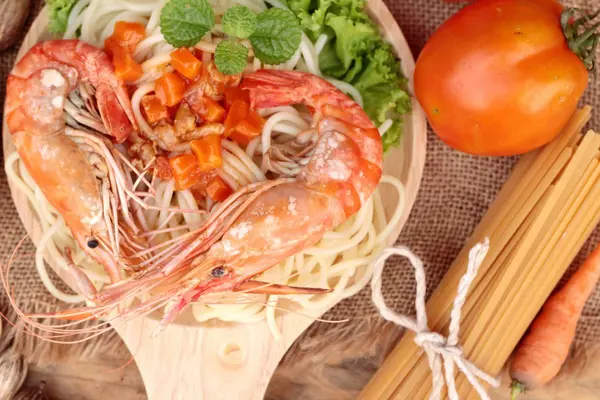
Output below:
[414,0,589,156]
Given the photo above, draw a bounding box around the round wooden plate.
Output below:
[3,4,427,400]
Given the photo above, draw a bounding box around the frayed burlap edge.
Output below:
[266,315,403,400]
[0,295,124,399]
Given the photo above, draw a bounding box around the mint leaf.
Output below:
[250,8,301,65]
[222,6,257,39]
[160,0,215,48]
[215,40,249,75]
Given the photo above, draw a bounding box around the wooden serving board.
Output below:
[2,4,427,400]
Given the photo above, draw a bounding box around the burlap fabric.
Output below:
[0,1,599,399]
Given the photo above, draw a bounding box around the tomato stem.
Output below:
[561,8,600,71]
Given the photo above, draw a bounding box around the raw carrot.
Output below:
[510,242,600,399]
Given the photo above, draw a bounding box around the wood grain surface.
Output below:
[3,4,427,399]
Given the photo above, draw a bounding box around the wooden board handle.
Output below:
[114,317,300,400]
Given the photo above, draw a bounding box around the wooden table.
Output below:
[25,354,146,400]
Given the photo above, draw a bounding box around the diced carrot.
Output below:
[155,72,187,107]
[169,154,203,191]
[223,86,250,109]
[104,37,120,59]
[171,48,202,81]
[189,169,218,200]
[188,95,226,123]
[206,176,232,202]
[224,99,249,136]
[112,47,143,82]
[104,21,146,57]
[141,94,169,124]
[229,110,265,146]
[228,128,252,147]
[190,135,223,171]
[247,110,266,129]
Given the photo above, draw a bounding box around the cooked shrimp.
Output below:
[4,40,190,288]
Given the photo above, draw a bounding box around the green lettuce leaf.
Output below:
[362,84,411,123]
[381,121,403,152]
[285,0,331,40]
[353,44,405,91]
[328,0,370,24]
[362,84,411,151]
[285,0,412,152]
[324,15,377,74]
[317,40,341,76]
[47,0,79,34]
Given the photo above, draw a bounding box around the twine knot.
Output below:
[370,238,501,400]
[414,331,463,358]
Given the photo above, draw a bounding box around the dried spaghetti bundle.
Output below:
[360,106,600,399]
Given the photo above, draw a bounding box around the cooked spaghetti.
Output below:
[5,0,408,336]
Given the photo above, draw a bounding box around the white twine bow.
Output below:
[370,238,501,400]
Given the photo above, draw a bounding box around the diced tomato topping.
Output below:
[104,21,146,57]
[189,169,218,200]
[206,176,232,202]
[188,95,226,123]
[155,72,187,107]
[169,154,204,191]
[141,94,169,124]
[170,48,202,81]
[228,110,265,146]
[223,86,250,109]
[112,47,143,82]
[246,110,266,129]
[190,135,223,171]
[224,100,249,136]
